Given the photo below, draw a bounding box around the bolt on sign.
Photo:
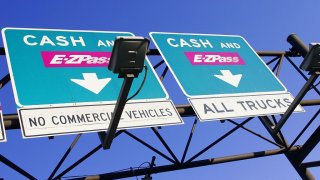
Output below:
[2,28,183,138]
[150,32,304,121]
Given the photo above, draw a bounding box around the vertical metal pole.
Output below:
[276,55,284,77]
[143,156,156,179]
[150,156,156,168]
[99,75,134,149]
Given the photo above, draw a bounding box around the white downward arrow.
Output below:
[70,73,111,94]
[214,70,242,87]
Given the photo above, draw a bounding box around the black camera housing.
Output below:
[108,36,150,77]
[300,44,320,72]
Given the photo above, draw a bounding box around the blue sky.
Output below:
[0,0,320,179]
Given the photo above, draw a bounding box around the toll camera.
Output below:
[300,43,320,72]
[108,36,150,78]
[287,34,320,73]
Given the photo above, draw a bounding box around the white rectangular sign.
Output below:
[19,100,183,138]
[0,110,6,142]
[189,93,304,121]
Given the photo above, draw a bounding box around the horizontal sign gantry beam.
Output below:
[69,146,300,180]
[147,49,297,57]
[0,47,301,57]
[3,99,320,130]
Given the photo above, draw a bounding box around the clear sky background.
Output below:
[0,0,320,179]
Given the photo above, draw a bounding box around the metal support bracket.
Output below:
[98,74,134,149]
[273,72,319,134]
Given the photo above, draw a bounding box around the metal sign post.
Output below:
[99,36,151,149]
[99,75,134,149]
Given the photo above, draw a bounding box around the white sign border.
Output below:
[149,32,288,98]
[2,27,169,108]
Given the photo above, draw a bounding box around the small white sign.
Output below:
[19,100,183,138]
[189,93,304,121]
[0,110,6,142]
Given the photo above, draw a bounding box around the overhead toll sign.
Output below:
[150,32,304,121]
[3,28,168,106]
[2,28,182,138]
[0,105,6,142]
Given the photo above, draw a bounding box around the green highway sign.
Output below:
[150,32,303,121]
[3,28,168,107]
[2,28,183,138]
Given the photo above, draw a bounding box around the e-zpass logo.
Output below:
[41,51,111,67]
[185,52,245,66]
